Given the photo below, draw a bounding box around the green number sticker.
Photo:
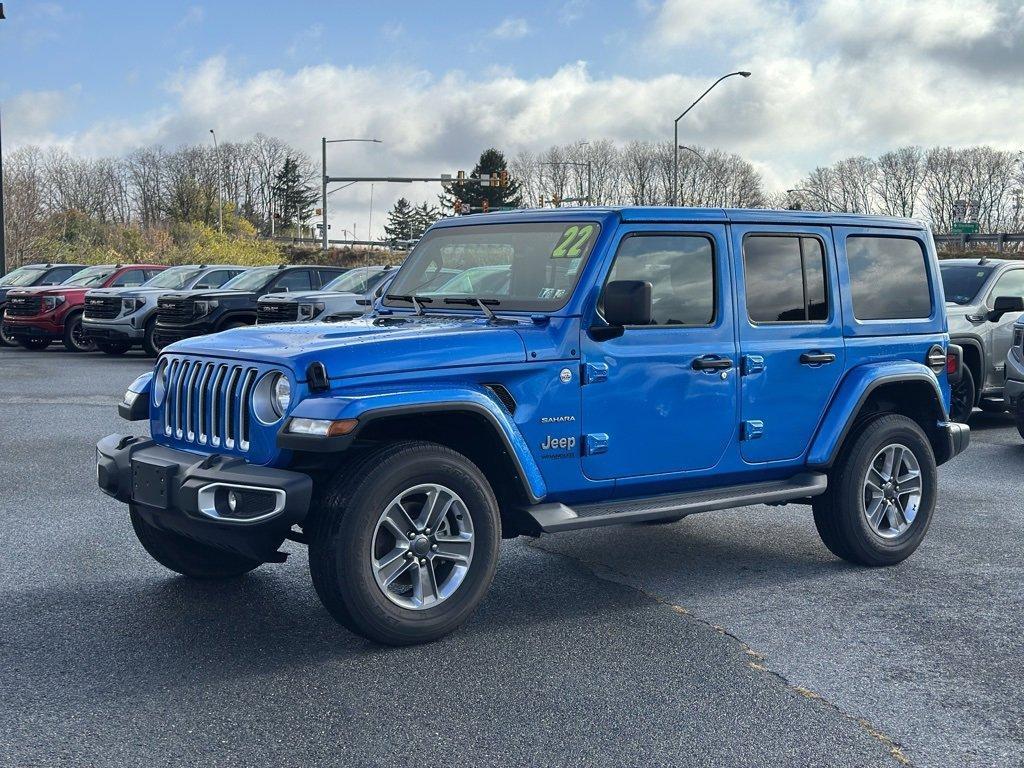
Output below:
[551,224,596,258]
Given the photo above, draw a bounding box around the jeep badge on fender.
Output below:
[96,206,968,646]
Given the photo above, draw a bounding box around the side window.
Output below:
[201,270,235,288]
[988,270,1024,307]
[145,269,162,281]
[743,235,828,323]
[604,235,715,326]
[43,267,76,284]
[319,269,345,286]
[846,236,931,320]
[110,270,147,287]
[274,269,313,292]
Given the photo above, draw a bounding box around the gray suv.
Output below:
[941,257,1024,421]
[83,264,245,356]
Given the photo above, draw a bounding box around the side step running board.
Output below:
[524,472,828,533]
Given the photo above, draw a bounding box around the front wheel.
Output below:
[62,312,96,352]
[949,365,975,423]
[130,507,261,579]
[142,317,161,356]
[812,414,936,567]
[0,324,18,347]
[309,441,501,646]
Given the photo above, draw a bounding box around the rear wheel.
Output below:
[17,337,51,350]
[97,341,131,355]
[813,414,936,566]
[949,365,975,423]
[130,507,261,579]
[309,441,501,645]
[62,312,96,352]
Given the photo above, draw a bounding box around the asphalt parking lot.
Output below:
[1,347,1021,768]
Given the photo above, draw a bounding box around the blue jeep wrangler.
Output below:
[97,208,969,645]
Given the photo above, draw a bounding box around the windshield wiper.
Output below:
[444,296,515,324]
[386,293,435,315]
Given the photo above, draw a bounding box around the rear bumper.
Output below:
[96,433,313,562]
[942,421,970,463]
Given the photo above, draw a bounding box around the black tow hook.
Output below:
[116,435,139,450]
[198,453,222,470]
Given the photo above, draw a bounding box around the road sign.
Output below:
[952,222,979,235]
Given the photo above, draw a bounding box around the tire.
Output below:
[1015,402,1024,441]
[0,324,17,347]
[308,440,501,646]
[62,312,96,352]
[129,507,261,579]
[17,337,51,350]
[812,414,936,567]
[97,341,131,355]
[949,365,975,423]
[142,317,161,357]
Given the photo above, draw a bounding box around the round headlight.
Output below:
[273,375,291,416]
[153,359,169,406]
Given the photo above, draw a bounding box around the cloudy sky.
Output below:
[2,0,1022,236]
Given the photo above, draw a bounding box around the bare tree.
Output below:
[874,147,925,217]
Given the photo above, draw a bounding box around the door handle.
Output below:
[692,355,733,371]
[800,351,837,365]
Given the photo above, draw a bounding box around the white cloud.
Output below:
[491,18,531,39]
[174,5,205,31]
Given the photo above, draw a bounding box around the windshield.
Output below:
[940,264,994,305]
[0,267,47,287]
[143,266,203,289]
[384,222,600,312]
[221,267,277,291]
[324,268,384,294]
[63,265,115,287]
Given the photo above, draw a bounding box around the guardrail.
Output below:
[934,233,1024,252]
[270,236,417,250]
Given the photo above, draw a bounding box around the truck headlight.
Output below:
[297,302,325,321]
[273,375,291,416]
[253,372,292,424]
[194,299,218,317]
[42,295,66,312]
[122,298,145,315]
[153,359,169,406]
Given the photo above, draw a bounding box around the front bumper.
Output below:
[1,319,61,340]
[1004,350,1024,409]
[96,434,313,562]
[153,320,215,346]
[82,316,146,342]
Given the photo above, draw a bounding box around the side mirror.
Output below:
[592,280,652,340]
[988,295,1024,321]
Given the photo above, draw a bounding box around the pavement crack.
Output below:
[528,538,914,767]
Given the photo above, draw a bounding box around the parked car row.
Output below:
[0,262,400,356]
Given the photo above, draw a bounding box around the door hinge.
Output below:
[742,354,765,375]
[584,433,609,455]
[741,420,764,440]
[582,362,609,384]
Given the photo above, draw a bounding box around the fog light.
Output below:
[227,490,240,512]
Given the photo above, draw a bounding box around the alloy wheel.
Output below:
[862,443,922,539]
[370,483,475,610]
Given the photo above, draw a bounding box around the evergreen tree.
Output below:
[411,201,442,237]
[272,156,317,229]
[440,148,523,214]
[382,197,416,243]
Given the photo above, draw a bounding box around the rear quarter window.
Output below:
[846,236,931,321]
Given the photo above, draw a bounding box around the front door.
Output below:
[984,268,1024,392]
[731,225,845,463]
[580,225,738,481]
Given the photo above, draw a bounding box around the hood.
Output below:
[169,289,255,301]
[88,286,171,299]
[164,314,530,380]
[8,285,89,299]
[260,290,360,303]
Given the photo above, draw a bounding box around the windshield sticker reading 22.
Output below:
[551,225,596,259]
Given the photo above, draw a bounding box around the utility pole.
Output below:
[209,129,223,233]
[321,137,383,250]
[0,3,7,276]
[672,71,750,206]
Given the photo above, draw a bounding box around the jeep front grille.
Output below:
[84,296,121,320]
[6,296,42,317]
[162,358,259,451]
[257,301,299,324]
[157,297,194,324]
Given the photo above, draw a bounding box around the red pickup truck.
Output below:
[2,264,165,352]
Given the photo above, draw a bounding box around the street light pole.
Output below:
[209,129,223,233]
[321,137,382,251]
[672,70,750,206]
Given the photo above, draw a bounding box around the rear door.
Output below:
[731,225,845,463]
[580,224,738,480]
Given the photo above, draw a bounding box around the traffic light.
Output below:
[482,200,490,213]
[499,170,509,188]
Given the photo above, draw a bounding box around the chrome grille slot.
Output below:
[163,359,180,436]
[197,363,214,444]
[185,362,202,441]
[238,369,257,450]
[224,367,242,449]
[210,364,227,447]
[175,360,191,438]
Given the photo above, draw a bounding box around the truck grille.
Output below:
[257,301,299,324]
[158,297,194,324]
[84,296,121,320]
[5,296,43,317]
[160,357,260,452]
